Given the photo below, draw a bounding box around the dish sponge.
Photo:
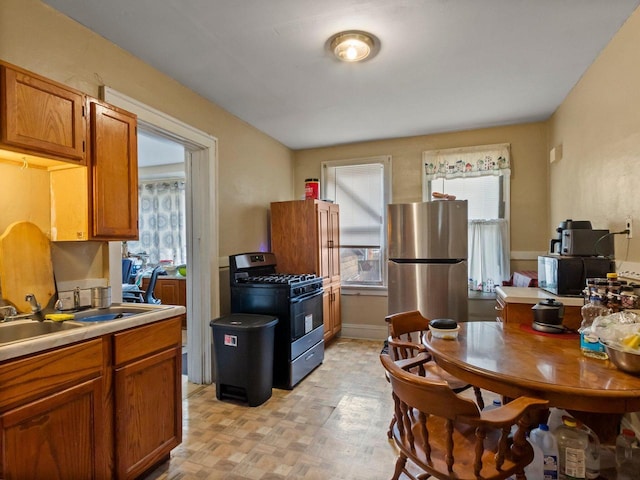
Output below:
[44,313,75,322]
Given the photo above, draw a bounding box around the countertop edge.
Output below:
[495,286,585,307]
[0,304,186,362]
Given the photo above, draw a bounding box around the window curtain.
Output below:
[126,180,186,266]
[423,144,511,292]
[423,143,510,180]
[468,219,510,292]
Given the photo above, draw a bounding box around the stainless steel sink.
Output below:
[72,304,167,321]
[0,320,85,345]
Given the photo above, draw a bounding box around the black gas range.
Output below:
[229,252,324,389]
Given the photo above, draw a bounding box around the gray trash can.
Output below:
[210,313,278,406]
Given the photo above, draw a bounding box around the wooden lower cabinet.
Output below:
[113,317,182,479]
[0,316,182,480]
[1,378,104,480]
[0,339,105,479]
[142,277,187,328]
[495,295,582,331]
[323,282,341,342]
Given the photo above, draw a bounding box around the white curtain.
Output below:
[468,219,510,292]
[127,180,186,266]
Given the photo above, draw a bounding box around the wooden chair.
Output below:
[385,310,485,409]
[381,353,548,480]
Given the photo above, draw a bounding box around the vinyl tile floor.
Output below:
[145,338,494,480]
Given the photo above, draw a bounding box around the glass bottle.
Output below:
[579,296,609,359]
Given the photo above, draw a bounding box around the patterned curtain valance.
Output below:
[423,143,511,180]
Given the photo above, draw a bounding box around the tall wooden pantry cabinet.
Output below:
[270,199,341,342]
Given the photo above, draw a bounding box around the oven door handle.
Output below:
[291,289,323,304]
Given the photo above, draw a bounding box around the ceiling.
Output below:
[43,0,640,150]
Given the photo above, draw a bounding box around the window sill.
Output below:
[341,286,388,296]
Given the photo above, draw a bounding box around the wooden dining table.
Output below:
[423,321,640,443]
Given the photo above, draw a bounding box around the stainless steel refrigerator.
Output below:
[387,200,468,321]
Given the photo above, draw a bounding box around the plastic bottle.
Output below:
[483,398,502,411]
[526,437,545,479]
[530,423,559,480]
[555,416,588,479]
[616,428,638,479]
[577,422,600,479]
[505,438,543,480]
[579,296,610,359]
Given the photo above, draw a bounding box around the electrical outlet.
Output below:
[626,216,633,239]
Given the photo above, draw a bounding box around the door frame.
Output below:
[103,87,218,384]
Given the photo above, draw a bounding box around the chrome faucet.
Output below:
[25,293,42,314]
[0,305,18,322]
[74,287,81,310]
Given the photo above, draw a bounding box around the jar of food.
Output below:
[304,178,319,200]
[620,286,637,309]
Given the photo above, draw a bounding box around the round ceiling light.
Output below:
[329,31,378,62]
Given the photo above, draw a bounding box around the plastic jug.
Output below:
[483,398,502,411]
[530,423,559,480]
[616,428,639,480]
[576,421,600,479]
[555,416,588,479]
[506,438,543,480]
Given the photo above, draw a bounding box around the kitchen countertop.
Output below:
[495,286,585,307]
[0,303,185,362]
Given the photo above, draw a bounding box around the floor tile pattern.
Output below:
[145,338,469,480]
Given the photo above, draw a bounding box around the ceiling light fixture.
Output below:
[329,30,378,62]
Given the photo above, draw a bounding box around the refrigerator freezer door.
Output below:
[387,200,468,260]
[388,260,469,321]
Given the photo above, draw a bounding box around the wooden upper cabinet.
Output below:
[89,99,138,240]
[270,199,340,278]
[0,63,86,163]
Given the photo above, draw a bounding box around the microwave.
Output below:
[538,255,615,296]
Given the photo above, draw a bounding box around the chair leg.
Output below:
[392,453,408,480]
[473,386,485,410]
[387,415,396,439]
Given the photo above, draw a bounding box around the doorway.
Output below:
[103,87,219,385]
[128,129,188,372]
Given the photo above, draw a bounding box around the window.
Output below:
[322,156,391,290]
[125,179,187,268]
[423,144,511,292]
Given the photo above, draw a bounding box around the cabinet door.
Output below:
[0,378,104,480]
[157,279,179,305]
[89,100,138,240]
[331,283,342,337]
[317,202,331,283]
[322,287,331,341]
[0,65,86,162]
[328,204,340,283]
[114,347,181,480]
[322,284,342,342]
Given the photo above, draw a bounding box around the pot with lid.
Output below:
[532,298,565,333]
